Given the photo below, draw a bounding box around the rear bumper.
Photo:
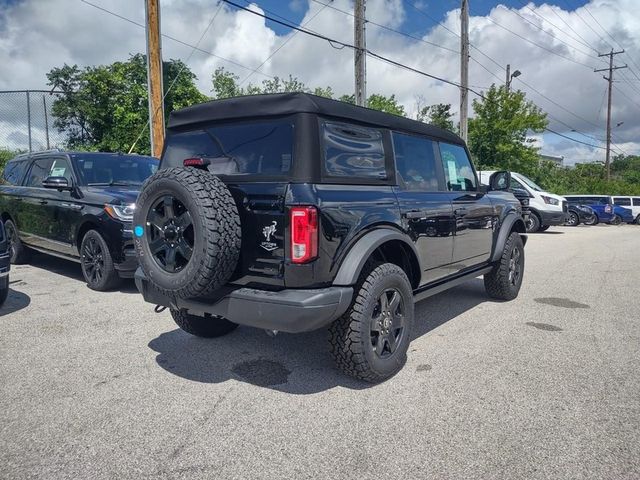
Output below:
[134,269,353,333]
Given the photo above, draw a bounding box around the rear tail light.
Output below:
[290,206,318,264]
[605,204,612,213]
[183,157,210,167]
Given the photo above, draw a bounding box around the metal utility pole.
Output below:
[595,49,627,181]
[459,0,469,142]
[145,0,165,158]
[43,95,50,149]
[505,64,521,92]
[354,0,367,107]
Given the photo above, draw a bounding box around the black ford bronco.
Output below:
[133,93,526,382]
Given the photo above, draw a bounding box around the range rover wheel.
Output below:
[4,219,30,264]
[80,230,121,291]
[171,309,238,338]
[134,167,241,299]
[329,263,414,383]
[525,212,540,233]
[484,232,525,301]
[566,212,580,226]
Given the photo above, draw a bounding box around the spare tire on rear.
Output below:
[133,167,241,299]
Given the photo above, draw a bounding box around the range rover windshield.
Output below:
[163,121,293,176]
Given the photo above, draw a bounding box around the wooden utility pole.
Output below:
[459,0,469,142]
[354,0,367,107]
[595,49,626,181]
[145,0,165,158]
[505,63,511,91]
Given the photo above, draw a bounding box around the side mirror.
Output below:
[489,171,511,191]
[42,176,71,191]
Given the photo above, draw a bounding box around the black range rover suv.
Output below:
[0,151,158,290]
[133,93,527,382]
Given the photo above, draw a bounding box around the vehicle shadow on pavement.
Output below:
[0,287,31,317]
[148,279,489,394]
[24,252,138,294]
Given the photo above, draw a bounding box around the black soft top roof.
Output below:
[168,92,465,145]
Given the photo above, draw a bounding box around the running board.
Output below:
[413,266,493,303]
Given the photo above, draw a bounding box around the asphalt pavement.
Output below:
[1,224,639,479]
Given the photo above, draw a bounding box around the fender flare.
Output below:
[332,228,420,286]
[491,213,527,263]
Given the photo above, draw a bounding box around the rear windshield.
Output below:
[73,154,158,186]
[163,121,293,176]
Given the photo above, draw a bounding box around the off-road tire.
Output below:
[134,167,241,299]
[80,230,121,291]
[484,232,525,301]
[171,309,238,338]
[329,263,414,383]
[4,219,30,264]
[526,212,541,233]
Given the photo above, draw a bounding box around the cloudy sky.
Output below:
[1,0,639,163]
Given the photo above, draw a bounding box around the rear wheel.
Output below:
[170,309,238,338]
[484,232,525,301]
[80,230,121,291]
[4,219,30,264]
[525,212,540,233]
[329,263,414,383]
[566,211,580,226]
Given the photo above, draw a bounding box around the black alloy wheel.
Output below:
[4,219,29,264]
[566,212,579,226]
[82,235,105,285]
[370,288,407,359]
[508,245,523,287]
[146,195,194,273]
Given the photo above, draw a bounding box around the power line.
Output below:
[79,0,275,80]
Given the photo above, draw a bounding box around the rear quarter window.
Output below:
[2,160,28,185]
[322,122,386,179]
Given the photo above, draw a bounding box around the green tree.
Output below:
[468,85,547,176]
[0,148,22,173]
[366,94,406,116]
[417,103,455,131]
[47,54,208,154]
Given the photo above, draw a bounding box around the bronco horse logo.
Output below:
[263,221,277,242]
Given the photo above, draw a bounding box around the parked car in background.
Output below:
[0,220,9,307]
[612,196,640,224]
[479,170,567,233]
[0,150,158,291]
[611,205,635,225]
[565,204,596,226]
[564,195,614,225]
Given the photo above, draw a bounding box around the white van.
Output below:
[612,196,640,224]
[479,171,567,232]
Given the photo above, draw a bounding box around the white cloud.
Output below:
[0,0,638,161]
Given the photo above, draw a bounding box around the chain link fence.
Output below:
[0,90,70,153]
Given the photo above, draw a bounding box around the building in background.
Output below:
[539,153,564,166]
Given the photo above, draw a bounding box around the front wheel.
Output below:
[566,211,580,226]
[170,309,238,338]
[329,263,414,383]
[525,212,540,233]
[584,215,599,226]
[610,215,622,225]
[80,230,121,291]
[484,232,525,301]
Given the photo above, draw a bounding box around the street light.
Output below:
[506,64,521,92]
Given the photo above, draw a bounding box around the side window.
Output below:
[392,132,439,191]
[322,122,386,179]
[2,160,28,185]
[25,159,54,187]
[633,198,640,207]
[613,197,631,206]
[439,143,477,191]
[48,158,73,182]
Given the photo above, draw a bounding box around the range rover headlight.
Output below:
[104,203,136,222]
